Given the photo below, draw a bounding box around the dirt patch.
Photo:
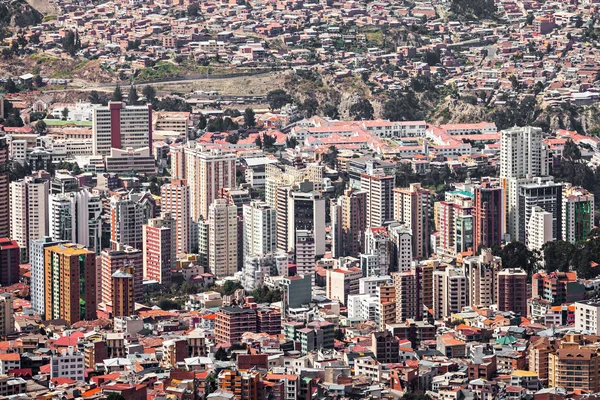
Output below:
[25,0,59,15]
[152,72,286,96]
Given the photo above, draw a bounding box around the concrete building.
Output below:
[215,306,257,344]
[30,237,66,315]
[500,126,549,179]
[393,269,423,323]
[0,238,19,287]
[473,182,503,252]
[49,188,102,255]
[50,347,85,381]
[500,126,551,240]
[92,101,152,156]
[295,230,316,284]
[143,213,176,285]
[112,266,135,317]
[281,275,312,311]
[160,179,191,255]
[364,227,390,276]
[435,194,473,257]
[104,147,157,174]
[243,201,276,259]
[184,146,236,221]
[10,177,49,262]
[388,222,412,272]
[372,331,399,364]
[0,294,14,337]
[287,181,325,256]
[241,252,287,291]
[562,186,594,243]
[44,244,97,324]
[496,268,528,317]
[361,172,394,228]
[527,206,554,251]
[379,285,396,329]
[575,300,600,334]
[331,188,367,258]
[549,347,600,392]
[110,192,156,251]
[518,178,562,244]
[463,249,501,307]
[0,136,9,238]
[360,275,392,296]
[100,246,143,306]
[208,199,238,278]
[394,183,431,259]
[433,268,467,320]
[326,267,362,305]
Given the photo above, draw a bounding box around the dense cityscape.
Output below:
[3,0,600,399]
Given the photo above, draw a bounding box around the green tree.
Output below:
[158,298,180,310]
[244,107,256,128]
[34,120,46,135]
[61,30,80,56]
[349,99,374,120]
[266,89,292,110]
[142,85,156,102]
[255,135,263,148]
[300,98,319,117]
[563,139,581,161]
[215,347,228,361]
[106,394,126,400]
[497,241,538,277]
[197,114,207,130]
[542,241,575,273]
[112,84,123,102]
[187,3,200,17]
[226,132,239,144]
[128,86,139,105]
[88,90,107,105]
[263,133,276,149]
[61,107,69,120]
[33,75,43,87]
[323,103,340,119]
[222,280,243,296]
[285,137,298,148]
[4,78,17,94]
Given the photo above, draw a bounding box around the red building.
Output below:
[100,246,143,305]
[0,136,8,238]
[0,238,20,286]
[473,182,503,252]
[215,307,257,344]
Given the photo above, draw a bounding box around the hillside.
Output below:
[0,0,43,28]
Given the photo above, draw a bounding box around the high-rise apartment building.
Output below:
[281,275,312,311]
[100,246,143,306]
[562,186,594,243]
[379,285,396,329]
[0,135,9,239]
[92,101,152,155]
[361,172,394,228]
[500,126,549,179]
[435,194,473,257]
[160,179,191,255]
[0,293,14,337]
[184,146,236,221]
[208,199,238,277]
[549,347,600,393]
[500,126,551,240]
[44,244,96,324]
[393,268,423,322]
[394,183,431,259]
[473,182,503,252]
[364,227,390,276]
[48,189,102,255]
[0,238,19,287]
[110,192,156,250]
[287,181,326,256]
[331,188,367,258]
[243,201,276,259]
[463,249,501,307]
[527,206,554,251]
[388,222,412,272]
[143,213,176,285]
[518,178,562,244]
[111,266,135,317]
[433,268,467,320]
[496,268,528,317]
[10,177,49,262]
[30,237,66,315]
[295,230,316,284]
